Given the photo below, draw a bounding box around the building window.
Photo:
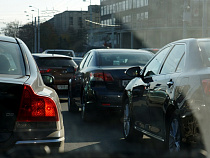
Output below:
[145,0,148,6]
[69,17,73,25]
[129,0,132,9]
[141,12,144,20]
[145,12,148,19]
[78,17,82,27]
[122,1,126,11]
[113,4,116,13]
[101,6,104,16]
[137,0,140,8]
[133,0,137,8]
[104,6,107,15]
[141,0,144,7]
[107,5,110,14]
[110,5,113,14]
[126,0,129,10]
[116,3,118,12]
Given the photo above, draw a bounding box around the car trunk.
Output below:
[100,66,134,91]
[49,67,74,85]
[0,76,27,143]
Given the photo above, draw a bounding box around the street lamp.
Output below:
[29,6,40,53]
[83,0,93,46]
[24,11,33,25]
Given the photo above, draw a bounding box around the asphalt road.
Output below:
[59,100,175,158]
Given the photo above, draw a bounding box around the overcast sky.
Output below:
[0,0,100,30]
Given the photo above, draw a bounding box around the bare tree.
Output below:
[2,21,21,37]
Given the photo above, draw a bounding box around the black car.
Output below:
[33,53,77,99]
[122,38,210,152]
[0,36,65,154]
[68,49,154,121]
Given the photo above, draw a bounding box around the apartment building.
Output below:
[100,0,208,48]
[50,5,100,35]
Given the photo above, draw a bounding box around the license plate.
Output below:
[57,85,68,90]
[122,80,130,87]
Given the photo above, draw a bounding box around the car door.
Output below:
[73,52,91,102]
[147,44,186,138]
[133,46,172,130]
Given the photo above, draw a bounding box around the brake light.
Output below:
[202,79,210,95]
[17,85,59,122]
[40,68,52,73]
[90,72,114,82]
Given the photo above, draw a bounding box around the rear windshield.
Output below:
[35,57,76,67]
[0,41,25,75]
[46,50,74,57]
[198,41,210,67]
[99,52,153,66]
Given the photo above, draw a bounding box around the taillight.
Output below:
[17,85,59,122]
[40,68,52,73]
[90,72,114,82]
[202,79,210,95]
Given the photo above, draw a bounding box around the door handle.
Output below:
[167,80,174,88]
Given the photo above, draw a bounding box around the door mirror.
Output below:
[42,75,54,85]
[125,66,141,77]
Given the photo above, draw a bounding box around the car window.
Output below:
[35,57,76,67]
[83,53,93,68]
[99,52,153,66]
[0,41,25,75]
[144,46,172,77]
[79,52,90,70]
[176,53,185,73]
[47,50,74,57]
[160,44,185,74]
[198,41,210,67]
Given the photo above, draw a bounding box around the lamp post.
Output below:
[202,0,207,37]
[29,6,40,53]
[83,0,93,46]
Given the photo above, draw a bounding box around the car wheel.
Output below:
[123,99,143,142]
[81,91,91,121]
[166,113,182,152]
[68,86,79,112]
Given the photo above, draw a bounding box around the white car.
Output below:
[42,49,75,57]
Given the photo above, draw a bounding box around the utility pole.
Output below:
[34,17,37,53]
[83,0,93,46]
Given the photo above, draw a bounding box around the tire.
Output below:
[81,91,91,122]
[123,99,143,142]
[68,85,79,112]
[166,113,182,152]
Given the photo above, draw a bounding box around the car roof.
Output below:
[0,36,17,43]
[43,49,74,52]
[91,48,153,54]
[32,53,73,59]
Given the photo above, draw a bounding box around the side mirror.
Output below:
[125,66,141,77]
[42,75,54,85]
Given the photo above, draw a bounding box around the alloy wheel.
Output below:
[123,103,131,138]
[169,118,181,152]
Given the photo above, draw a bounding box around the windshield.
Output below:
[1,0,210,158]
[35,57,76,67]
[0,42,25,75]
[46,51,74,57]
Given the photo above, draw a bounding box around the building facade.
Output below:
[99,0,209,49]
[49,5,100,44]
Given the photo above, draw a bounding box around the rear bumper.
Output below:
[15,137,65,145]
[86,89,123,111]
